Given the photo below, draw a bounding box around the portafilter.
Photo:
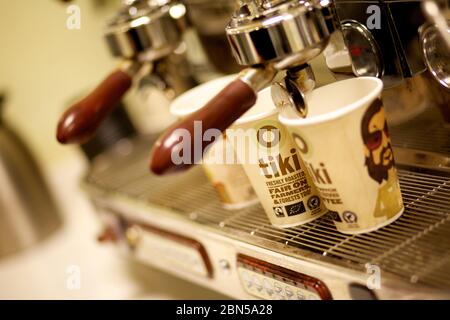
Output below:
[56,0,197,145]
[150,0,336,175]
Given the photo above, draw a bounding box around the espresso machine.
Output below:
[59,0,450,299]
[57,0,197,145]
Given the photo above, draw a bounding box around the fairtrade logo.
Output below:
[307,196,321,210]
[273,207,285,217]
[343,211,358,223]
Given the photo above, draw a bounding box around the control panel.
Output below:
[237,254,332,300]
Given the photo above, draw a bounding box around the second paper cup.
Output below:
[230,88,328,227]
[279,77,404,234]
[170,75,258,210]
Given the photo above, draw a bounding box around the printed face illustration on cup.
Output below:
[362,99,394,184]
[361,98,403,221]
[280,77,404,234]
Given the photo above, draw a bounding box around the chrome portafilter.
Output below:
[226,0,335,116]
[150,0,336,175]
[56,0,191,144]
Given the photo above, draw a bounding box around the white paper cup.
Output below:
[170,75,259,210]
[230,88,328,228]
[279,77,404,234]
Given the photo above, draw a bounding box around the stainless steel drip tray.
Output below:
[85,134,450,294]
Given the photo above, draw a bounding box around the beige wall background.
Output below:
[0,0,121,169]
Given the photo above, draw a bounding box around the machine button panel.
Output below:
[237,254,332,300]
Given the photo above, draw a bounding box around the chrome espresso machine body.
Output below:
[72,0,450,299]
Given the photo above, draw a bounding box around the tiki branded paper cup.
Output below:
[279,77,404,234]
[230,88,328,228]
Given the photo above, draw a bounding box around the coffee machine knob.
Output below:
[420,21,450,89]
[341,20,383,78]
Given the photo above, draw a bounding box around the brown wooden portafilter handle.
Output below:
[150,79,257,175]
[56,69,132,144]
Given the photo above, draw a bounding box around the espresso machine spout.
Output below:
[150,0,336,174]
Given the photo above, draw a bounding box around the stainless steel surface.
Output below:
[105,0,199,99]
[422,0,450,51]
[184,0,241,74]
[324,1,449,126]
[341,20,382,78]
[226,1,333,67]
[185,0,237,35]
[105,0,184,62]
[382,73,432,126]
[239,66,277,92]
[420,20,450,89]
[271,64,315,117]
[138,49,198,99]
[221,0,336,120]
[99,0,199,134]
[332,0,427,88]
[86,108,450,291]
[389,107,450,156]
[0,96,61,257]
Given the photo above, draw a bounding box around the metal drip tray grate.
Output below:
[88,147,450,289]
[390,108,450,155]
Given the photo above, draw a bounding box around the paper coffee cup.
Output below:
[230,88,328,228]
[170,75,258,210]
[279,77,404,234]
